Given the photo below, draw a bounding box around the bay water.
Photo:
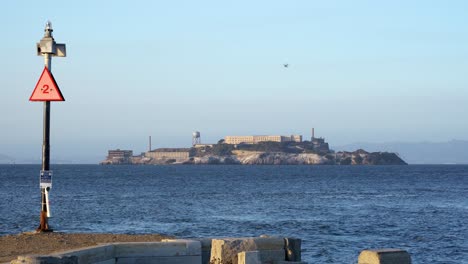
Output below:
[0,165,466,263]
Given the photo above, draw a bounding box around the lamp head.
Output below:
[44,20,53,37]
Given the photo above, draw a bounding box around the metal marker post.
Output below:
[35,21,66,232]
[39,65,51,231]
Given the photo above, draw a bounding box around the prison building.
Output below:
[224,135,302,145]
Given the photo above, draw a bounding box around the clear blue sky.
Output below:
[2,1,468,163]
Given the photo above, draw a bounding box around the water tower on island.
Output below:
[192,131,201,146]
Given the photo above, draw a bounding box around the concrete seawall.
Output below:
[9,236,411,264]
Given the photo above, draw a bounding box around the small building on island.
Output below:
[103,149,134,164]
[145,148,190,162]
[107,149,133,159]
[311,137,330,152]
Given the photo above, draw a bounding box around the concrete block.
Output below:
[358,249,411,264]
[53,244,114,264]
[196,238,213,250]
[161,239,202,256]
[277,261,307,264]
[11,255,78,264]
[202,251,211,264]
[284,238,301,262]
[94,260,116,264]
[114,241,200,257]
[114,255,201,264]
[258,250,285,264]
[210,237,285,264]
[248,238,285,250]
[238,251,261,264]
[192,238,213,264]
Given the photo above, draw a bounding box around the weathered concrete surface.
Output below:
[210,237,285,264]
[358,249,411,264]
[257,250,285,264]
[238,251,261,264]
[56,244,114,264]
[114,255,201,264]
[10,240,202,264]
[9,237,308,264]
[193,238,213,264]
[277,261,307,264]
[93,260,115,264]
[11,255,79,264]
[10,244,115,264]
[115,240,200,257]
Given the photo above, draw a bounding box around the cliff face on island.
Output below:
[186,150,406,165]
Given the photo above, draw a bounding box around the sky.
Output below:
[1,0,468,163]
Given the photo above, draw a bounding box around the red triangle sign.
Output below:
[30,67,65,101]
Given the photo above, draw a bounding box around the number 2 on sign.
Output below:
[42,84,49,94]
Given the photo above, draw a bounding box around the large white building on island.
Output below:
[224,135,302,145]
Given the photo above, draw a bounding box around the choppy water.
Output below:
[0,165,467,263]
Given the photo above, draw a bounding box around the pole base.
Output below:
[36,229,54,233]
[36,211,53,233]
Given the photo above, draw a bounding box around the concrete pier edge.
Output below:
[9,236,411,264]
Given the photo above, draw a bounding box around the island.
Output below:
[100,134,407,165]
